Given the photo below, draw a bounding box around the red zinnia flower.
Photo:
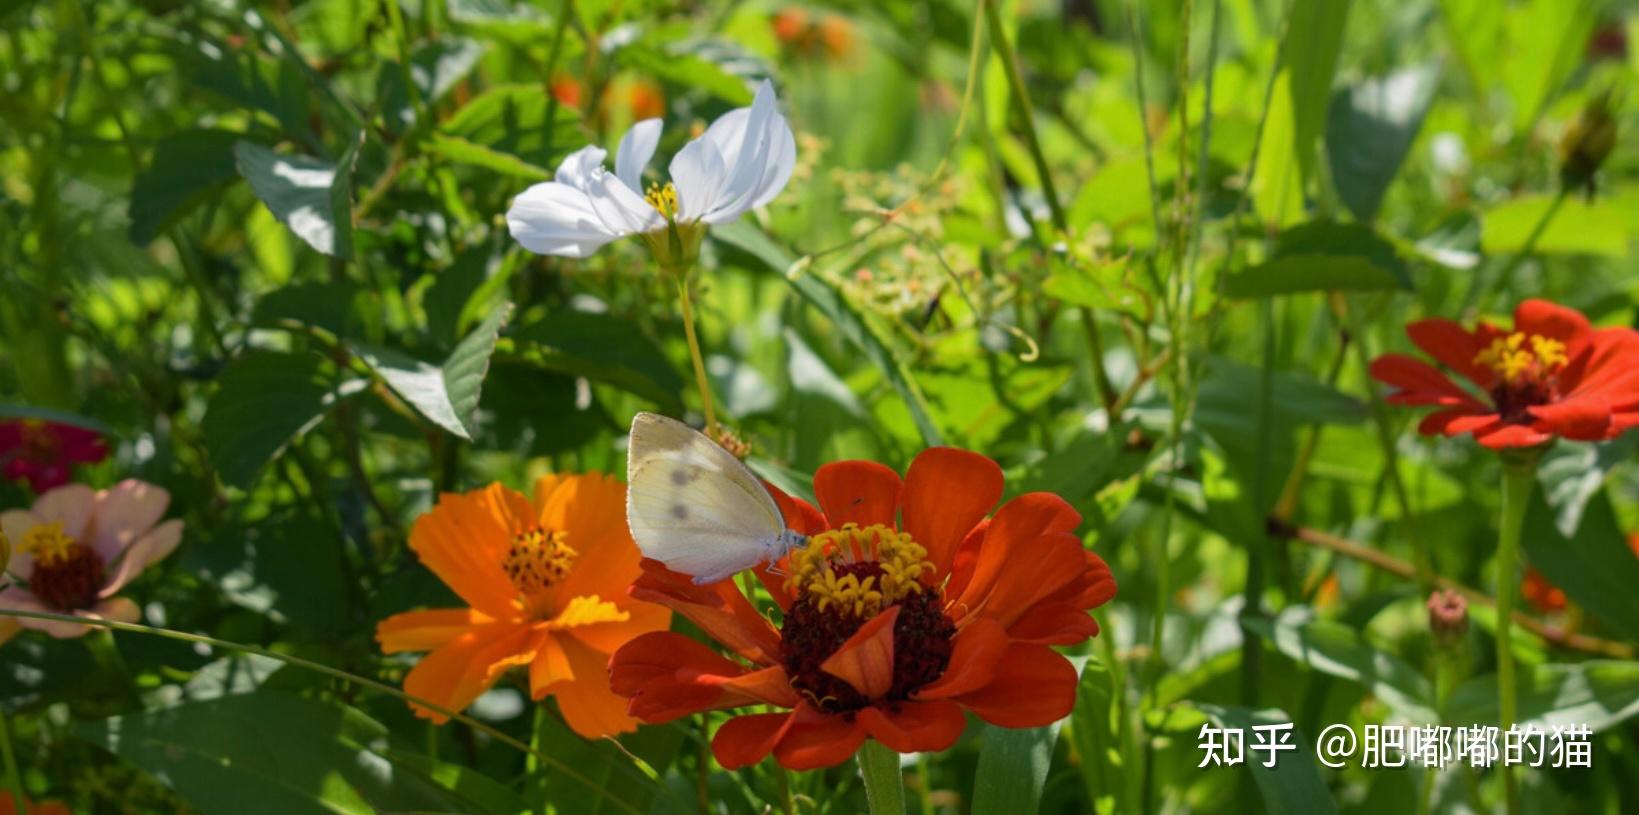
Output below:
[0,419,109,493]
[609,448,1117,770]
[1369,299,1639,449]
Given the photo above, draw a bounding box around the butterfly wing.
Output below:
[626,413,788,583]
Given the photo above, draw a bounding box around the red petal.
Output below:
[915,616,1007,699]
[953,643,1078,728]
[1406,318,1494,389]
[773,708,868,770]
[1475,423,1554,449]
[1369,354,1486,408]
[1529,396,1613,440]
[609,631,799,723]
[1514,299,1592,357]
[813,460,902,529]
[711,711,795,769]
[1007,601,1102,645]
[900,448,1003,581]
[951,494,1080,618]
[629,559,782,665]
[820,606,899,698]
[858,700,967,753]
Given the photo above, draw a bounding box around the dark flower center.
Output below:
[18,420,60,464]
[1474,332,1568,423]
[778,524,956,714]
[22,523,104,611]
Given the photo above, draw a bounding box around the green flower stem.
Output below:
[1495,457,1537,815]
[675,274,718,434]
[857,740,905,815]
[0,699,26,815]
[1467,188,1568,317]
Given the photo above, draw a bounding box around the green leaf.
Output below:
[235,133,364,259]
[1041,256,1144,315]
[619,40,760,106]
[202,351,364,489]
[251,281,369,338]
[713,221,944,446]
[1481,195,1629,258]
[972,705,1070,815]
[444,84,583,168]
[1283,0,1351,186]
[76,691,525,815]
[0,405,113,435]
[1522,488,1639,644]
[510,311,684,412]
[1447,661,1639,732]
[1067,656,1126,815]
[128,129,242,245]
[1223,221,1410,297]
[353,302,511,439]
[385,38,486,131]
[1250,72,1304,229]
[1195,705,1340,815]
[426,133,551,181]
[1326,66,1439,222]
[1244,612,1436,721]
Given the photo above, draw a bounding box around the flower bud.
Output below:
[1427,589,1469,647]
[1560,91,1616,196]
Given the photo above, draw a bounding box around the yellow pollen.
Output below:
[502,527,577,599]
[21,522,77,567]
[645,182,679,220]
[1473,332,1568,385]
[784,523,934,618]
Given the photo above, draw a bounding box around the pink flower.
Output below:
[0,419,110,493]
[0,480,183,643]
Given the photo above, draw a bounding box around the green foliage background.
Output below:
[1,0,1638,812]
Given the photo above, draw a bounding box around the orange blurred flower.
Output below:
[610,449,1117,770]
[1520,568,1567,614]
[1,792,70,815]
[376,474,670,738]
[772,8,856,61]
[1370,299,1639,449]
[550,73,583,108]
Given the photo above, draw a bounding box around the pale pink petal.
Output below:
[90,480,171,562]
[89,596,141,625]
[100,519,185,598]
[3,589,89,639]
[1,510,42,580]
[31,484,96,540]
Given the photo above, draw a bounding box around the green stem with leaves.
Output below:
[0,700,26,815]
[1470,189,1569,316]
[676,275,718,434]
[857,740,905,815]
[1495,454,1538,815]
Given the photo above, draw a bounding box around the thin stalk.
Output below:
[1495,458,1537,815]
[676,276,718,433]
[1469,189,1569,317]
[857,740,905,815]
[0,609,649,815]
[383,0,428,123]
[774,763,797,815]
[0,701,25,815]
[1241,298,1277,707]
[981,0,1066,232]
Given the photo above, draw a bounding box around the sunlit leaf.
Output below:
[235,133,364,259]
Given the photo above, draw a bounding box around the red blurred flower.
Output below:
[1520,568,1568,614]
[1369,299,1639,449]
[1,792,71,815]
[0,419,108,493]
[610,448,1117,770]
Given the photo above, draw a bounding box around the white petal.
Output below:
[554,145,610,190]
[507,181,625,258]
[669,136,727,222]
[588,172,665,236]
[615,118,663,194]
[748,112,797,210]
[690,80,794,225]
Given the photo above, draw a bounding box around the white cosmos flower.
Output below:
[506,79,796,268]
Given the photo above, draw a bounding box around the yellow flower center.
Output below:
[21,522,78,567]
[502,526,577,599]
[784,523,934,618]
[645,182,680,220]
[1473,332,1568,386]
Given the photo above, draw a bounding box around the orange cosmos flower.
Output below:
[1369,299,1639,449]
[376,474,670,738]
[609,448,1117,770]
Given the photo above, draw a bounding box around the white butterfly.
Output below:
[626,412,808,584]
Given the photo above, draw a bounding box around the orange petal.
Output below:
[813,460,901,529]
[541,473,642,603]
[858,700,967,754]
[711,711,796,770]
[901,448,1002,580]
[630,559,782,665]
[567,600,671,654]
[530,634,573,693]
[402,622,542,723]
[548,635,640,738]
[377,608,494,654]
[952,643,1077,728]
[409,488,525,619]
[952,493,1081,620]
[820,605,899,699]
[915,616,1007,699]
[773,707,868,770]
